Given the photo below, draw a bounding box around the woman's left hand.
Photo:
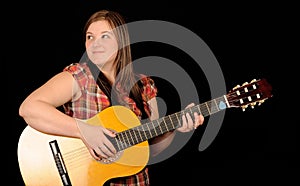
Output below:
[177,103,204,133]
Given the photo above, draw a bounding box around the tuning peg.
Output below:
[233,84,240,90]
[241,105,248,111]
[258,100,265,106]
[250,102,256,108]
[242,82,249,86]
[250,79,257,83]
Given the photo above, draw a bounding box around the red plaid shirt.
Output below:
[63,62,157,185]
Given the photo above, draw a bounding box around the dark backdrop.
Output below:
[4,1,297,185]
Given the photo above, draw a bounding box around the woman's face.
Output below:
[85,20,118,68]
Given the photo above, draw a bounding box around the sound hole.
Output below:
[99,151,123,164]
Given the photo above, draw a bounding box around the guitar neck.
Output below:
[112,95,229,151]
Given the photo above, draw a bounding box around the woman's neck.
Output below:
[97,63,116,84]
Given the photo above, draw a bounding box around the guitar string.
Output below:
[56,89,256,169]
[117,96,227,145]
[116,96,230,147]
[62,147,92,169]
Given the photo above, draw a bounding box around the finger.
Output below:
[185,113,195,130]
[186,103,195,109]
[95,144,115,159]
[176,114,186,132]
[199,114,204,124]
[104,143,117,154]
[103,128,117,137]
[181,113,188,129]
[102,135,117,154]
[101,143,116,157]
[102,129,117,154]
[194,114,205,129]
[98,145,116,157]
[194,113,199,129]
[178,113,193,132]
[89,149,102,161]
[95,145,110,158]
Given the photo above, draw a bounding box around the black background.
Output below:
[3,1,297,185]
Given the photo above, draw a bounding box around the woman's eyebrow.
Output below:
[102,31,113,35]
[86,31,113,35]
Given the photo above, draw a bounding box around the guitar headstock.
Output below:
[227,78,273,111]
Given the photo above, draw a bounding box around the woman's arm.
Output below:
[147,98,204,156]
[147,97,176,156]
[19,71,117,160]
[19,71,81,138]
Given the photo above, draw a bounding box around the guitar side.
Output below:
[17,106,150,186]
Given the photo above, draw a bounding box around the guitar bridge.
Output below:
[49,140,72,186]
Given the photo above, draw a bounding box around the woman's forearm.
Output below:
[19,99,80,138]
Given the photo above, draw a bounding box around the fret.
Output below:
[158,118,164,135]
[151,120,158,136]
[184,107,190,118]
[205,102,211,115]
[145,125,153,141]
[142,124,150,142]
[136,127,143,143]
[141,125,147,141]
[168,115,175,129]
[176,111,182,128]
[127,129,135,145]
[223,95,230,108]
[174,112,182,127]
[162,116,170,133]
[157,118,165,135]
[114,137,121,151]
[124,130,132,146]
[131,129,138,145]
[175,113,181,129]
[129,130,136,145]
[133,126,144,146]
[213,99,220,112]
[196,105,202,115]
[199,104,207,117]
[190,107,196,116]
[119,132,126,149]
[207,100,218,114]
[145,123,153,138]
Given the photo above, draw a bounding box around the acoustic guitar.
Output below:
[17,78,272,186]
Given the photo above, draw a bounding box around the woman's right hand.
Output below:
[75,119,117,160]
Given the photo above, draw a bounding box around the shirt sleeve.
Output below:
[63,63,79,73]
[140,75,158,102]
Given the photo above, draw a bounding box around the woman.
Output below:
[19,9,204,185]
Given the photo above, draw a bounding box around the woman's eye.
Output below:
[101,34,110,39]
[86,35,93,40]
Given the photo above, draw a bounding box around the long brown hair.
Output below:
[83,10,147,118]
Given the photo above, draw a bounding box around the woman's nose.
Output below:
[92,37,103,47]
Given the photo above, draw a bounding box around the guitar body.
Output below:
[18,106,150,186]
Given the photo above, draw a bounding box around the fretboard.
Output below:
[112,95,228,151]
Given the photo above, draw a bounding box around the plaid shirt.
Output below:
[63,62,157,186]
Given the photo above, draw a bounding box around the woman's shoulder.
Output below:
[63,62,89,74]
